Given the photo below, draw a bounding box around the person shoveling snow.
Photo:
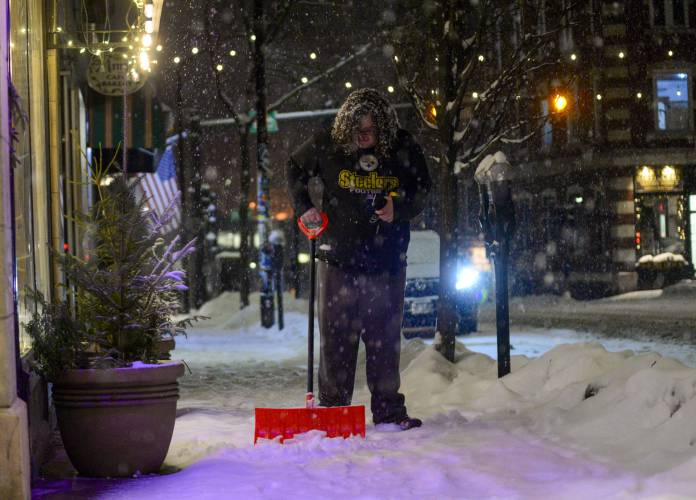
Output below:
[286,88,432,431]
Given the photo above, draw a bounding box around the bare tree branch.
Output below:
[393,56,438,130]
[267,42,372,111]
[456,112,547,170]
[204,1,252,130]
[266,0,298,45]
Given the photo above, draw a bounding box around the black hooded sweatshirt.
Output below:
[286,128,432,275]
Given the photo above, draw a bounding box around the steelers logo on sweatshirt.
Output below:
[358,154,379,172]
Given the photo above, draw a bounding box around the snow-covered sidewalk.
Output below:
[34,292,696,499]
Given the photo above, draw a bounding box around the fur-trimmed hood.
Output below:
[331,88,400,158]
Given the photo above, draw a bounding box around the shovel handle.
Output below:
[298,212,329,240]
[300,213,327,398]
[307,237,317,396]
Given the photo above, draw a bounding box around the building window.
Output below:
[654,72,691,132]
[541,100,552,148]
[651,0,691,27]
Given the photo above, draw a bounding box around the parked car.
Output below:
[402,230,490,338]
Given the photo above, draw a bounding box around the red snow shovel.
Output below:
[254,212,366,444]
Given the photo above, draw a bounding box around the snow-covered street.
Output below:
[35,292,696,499]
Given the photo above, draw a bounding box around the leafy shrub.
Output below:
[25,148,202,378]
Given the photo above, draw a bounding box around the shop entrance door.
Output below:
[636,194,687,257]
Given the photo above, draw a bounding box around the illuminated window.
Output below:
[654,72,691,131]
[541,100,552,148]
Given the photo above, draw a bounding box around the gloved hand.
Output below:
[300,207,323,228]
[375,195,393,223]
[372,193,388,211]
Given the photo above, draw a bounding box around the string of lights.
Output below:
[51,0,162,83]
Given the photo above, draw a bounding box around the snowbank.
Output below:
[398,341,696,475]
[179,291,311,331]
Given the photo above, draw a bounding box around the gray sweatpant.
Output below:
[317,261,408,424]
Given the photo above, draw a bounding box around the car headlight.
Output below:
[455,266,480,290]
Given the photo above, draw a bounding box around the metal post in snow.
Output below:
[493,227,511,378]
[275,259,284,330]
[475,157,515,378]
[272,237,284,330]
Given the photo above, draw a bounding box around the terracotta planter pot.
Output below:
[52,360,185,477]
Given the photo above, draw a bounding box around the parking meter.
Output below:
[260,241,275,328]
[475,155,515,378]
[270,230,285,331]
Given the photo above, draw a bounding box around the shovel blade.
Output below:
[254,405,366,444]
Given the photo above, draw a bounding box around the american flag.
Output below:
[137,146,181,234]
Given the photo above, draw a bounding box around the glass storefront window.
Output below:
[636,194,687,257]
[9,0,52,354]
[10,0,37,354]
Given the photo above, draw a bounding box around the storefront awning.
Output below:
[87,85,168,152]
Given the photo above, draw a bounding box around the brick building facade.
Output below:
[506,0,696,298]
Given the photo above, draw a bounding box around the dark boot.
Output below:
[398,416,422,430]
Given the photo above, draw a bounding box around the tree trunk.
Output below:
[253,0,269,242]
[435,4,460,363]
[175,70,190,312]
[189,116,206,310]
[254,0,275,327]
[436,146,460,362]
[238,129,251,308]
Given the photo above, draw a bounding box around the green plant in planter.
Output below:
[23,149,208,477]
[25,147,200,378]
